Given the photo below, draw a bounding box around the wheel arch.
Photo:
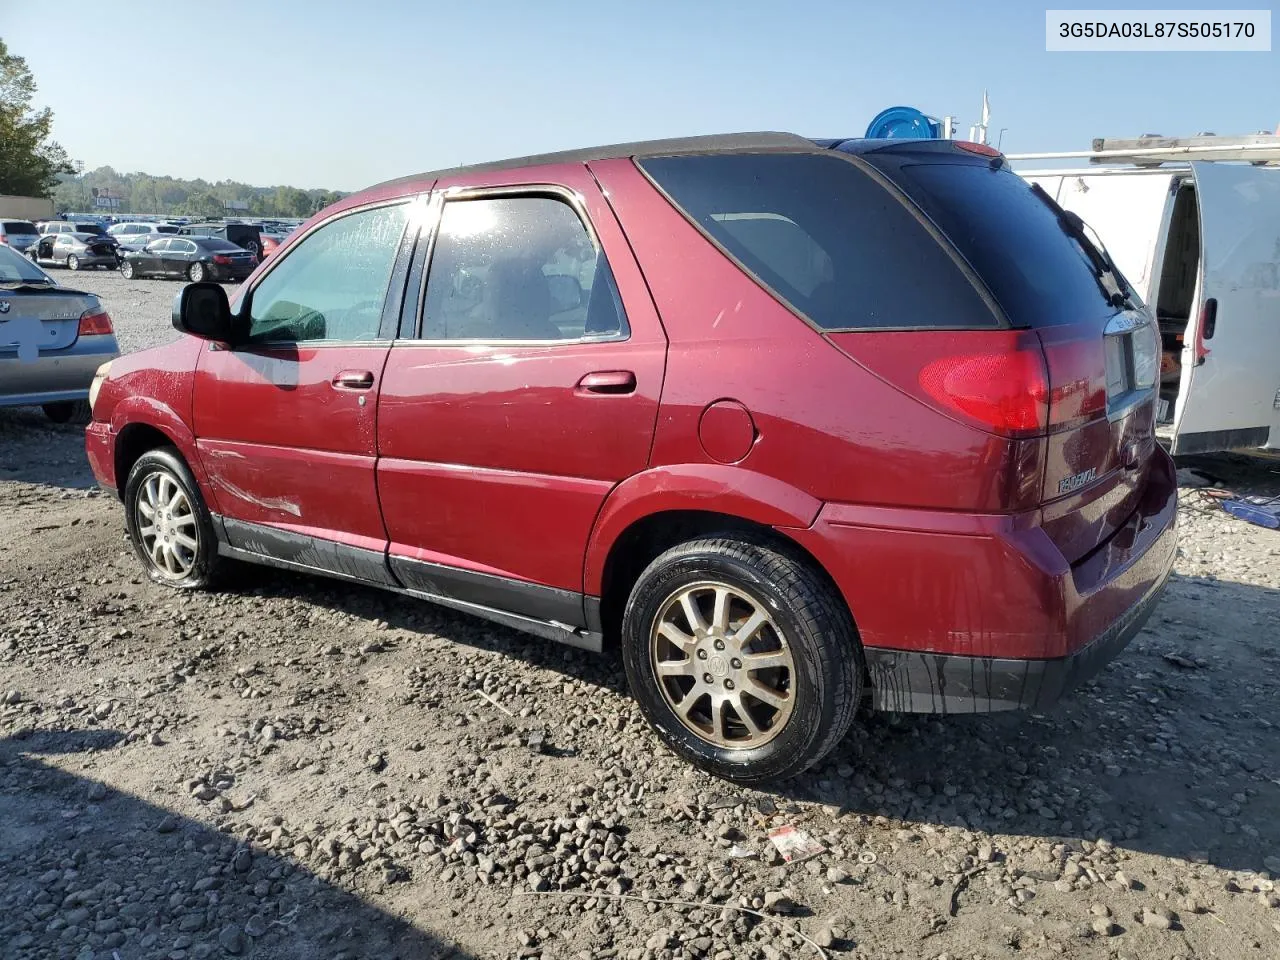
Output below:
[110,400,209,504]
[584,466,851,648]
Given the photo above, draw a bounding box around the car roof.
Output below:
[366,131,816,194]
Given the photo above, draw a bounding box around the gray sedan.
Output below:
[28,232,121,271]
[0,246,120,422]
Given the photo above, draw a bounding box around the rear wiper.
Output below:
[1030,183,1133,308]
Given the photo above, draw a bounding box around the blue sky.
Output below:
[5,0,1276,191]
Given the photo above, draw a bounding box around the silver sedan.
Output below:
[0,246,120,422]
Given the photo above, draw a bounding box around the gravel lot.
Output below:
[2,271,1280,960]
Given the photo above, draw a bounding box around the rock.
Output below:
[232,848,252,873]
[86,782,107,802]
[93,701,112,719]
[1141,907,1174,930]
[156,815,178,833]
[977,842,995,863]
[763,890,797,914]
[148,731,164,746]
[192,784,218,802]
[2,690,21,705]
[827,866,849,884]
[1091,918,1119,937]
[367,753,387,773]
[218,922,246,955]
[528,871,550,893]
[813,925,836,948]
[1089,904,1111,917]
[244,915,268,938]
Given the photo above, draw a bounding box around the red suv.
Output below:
[84,133,1177,783]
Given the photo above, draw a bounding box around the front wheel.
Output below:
[621,536,863,784]
[187,262,206,282]
[67,254,80,271]
[120,260,135,279]
[123,448,222,589]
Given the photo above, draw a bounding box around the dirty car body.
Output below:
[85,132,1177,783]
[0,246,119,413]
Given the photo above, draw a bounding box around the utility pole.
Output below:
[74,160,86,212]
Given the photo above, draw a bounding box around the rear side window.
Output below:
[638,153,996,330]
[422,195,626,341]
[869,160,1118,328]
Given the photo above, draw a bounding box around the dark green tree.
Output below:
[0,39,73,197]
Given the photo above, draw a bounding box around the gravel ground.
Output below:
[2,271,1280,960]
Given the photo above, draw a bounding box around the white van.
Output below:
[1012,136,1280,456]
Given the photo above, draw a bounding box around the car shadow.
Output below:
[0,728,476,959]
[0,407,98,492]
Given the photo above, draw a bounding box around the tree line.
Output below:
[52,168,346,218]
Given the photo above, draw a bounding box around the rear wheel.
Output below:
[188,262,206,282]
[120,260,135,279]
[42,401,89,424]
[621,536,863,783]
[123,448,222,589]
[67,254,80,271]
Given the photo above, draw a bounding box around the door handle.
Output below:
[332,369,375,390]
[576,370,636,395]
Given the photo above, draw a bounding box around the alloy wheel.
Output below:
[134,471,199,580]
[650,580,796,748]
[67,255,79,271]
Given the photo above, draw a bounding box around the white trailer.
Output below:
[0,195,55,222]
[1010,136,1280,456]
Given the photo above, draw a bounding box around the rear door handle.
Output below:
[576,370,637,395]
[332,369,375,390]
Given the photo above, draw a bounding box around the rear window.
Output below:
[196,238,241,251]
[869,159,1118,328]
[156,225,180,234]
[3,221,38,234]
[0,245,52,282]
[637,152,996,330]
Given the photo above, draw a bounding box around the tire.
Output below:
[188,262,205,282]
[123,448,222,589]
[120,260,135,279]
[67,254,80,271]
[621,536,863,784]
[42,400,89,424]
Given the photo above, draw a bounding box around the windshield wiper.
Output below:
[1030,182,1134,309]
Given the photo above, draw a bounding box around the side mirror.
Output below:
[172,282,243,343]
[547,274,583,312]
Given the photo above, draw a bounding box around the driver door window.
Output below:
[246,203,409,344]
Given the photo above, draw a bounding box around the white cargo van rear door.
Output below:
[1022,171,1175,303]
[1174,163,1280,453]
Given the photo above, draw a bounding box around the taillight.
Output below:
[0,236,8,245]
[78,309,113,337]
[954,141,1002,158]
[213,254,232,265]
[919,350,1049,435]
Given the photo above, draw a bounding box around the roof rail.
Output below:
[1008,133,1280,165]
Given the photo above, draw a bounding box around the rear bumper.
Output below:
[0,335,119,404]
[862,556,1169,712]
[785,447,1178,713]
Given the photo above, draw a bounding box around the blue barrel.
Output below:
[865,106,941,140]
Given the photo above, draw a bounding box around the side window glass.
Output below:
[247,203,408,344]
[422,195,626,341]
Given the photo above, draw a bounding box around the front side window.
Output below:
[421,195,626,341]
[246,203,408,344]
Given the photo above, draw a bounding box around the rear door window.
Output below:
[421,195,627,341]
[637,152,997,330]
[867,158,1120,328]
